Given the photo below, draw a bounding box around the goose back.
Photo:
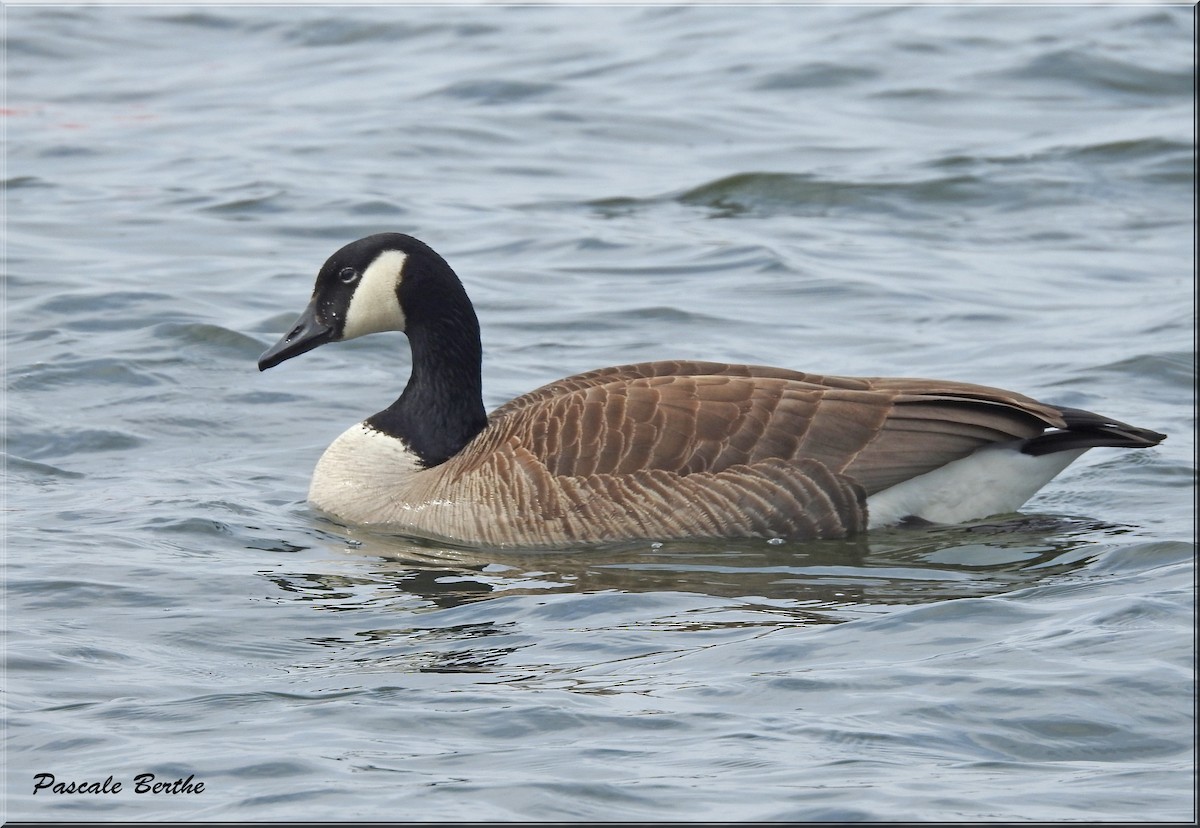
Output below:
[381,360,1085,547]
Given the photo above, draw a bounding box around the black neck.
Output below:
[366,291,488,468]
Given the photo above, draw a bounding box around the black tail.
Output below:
[1022,406,1166,457]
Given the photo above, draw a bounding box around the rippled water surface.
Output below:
[5,4,1194,822]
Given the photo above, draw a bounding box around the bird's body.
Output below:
[259,233,1164,549]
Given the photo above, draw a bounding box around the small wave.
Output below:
[1092,352,1194,386]
[2,175,53,189]
[431,80,557,105]
[199,186,289,216]
[282,17,497,48]
[11,427,145,461]
[5,453,86,480]
[1068,137,1192,163]
[9,358,166,391]
[669,171,998,219]
[29,290,175,331]
[582,168,1076,221]
[153,322,265,356]
[150,10,249,32]
[755,63,879,91]
[997,49,1192,98]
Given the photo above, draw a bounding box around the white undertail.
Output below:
[866,442,1087,527]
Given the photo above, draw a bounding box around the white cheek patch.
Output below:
[342,250,408,340]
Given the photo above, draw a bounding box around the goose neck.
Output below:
[367,308,488,467]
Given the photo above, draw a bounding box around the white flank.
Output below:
[866,441,1088,528]
[342,249,408,339]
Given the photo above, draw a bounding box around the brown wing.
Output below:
[482,364,1065,494]
[486,360,872,420]
[415,363,1154,545]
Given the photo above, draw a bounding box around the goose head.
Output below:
[258,233,488,468]
[258,232,464,371]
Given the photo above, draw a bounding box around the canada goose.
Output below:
[259,233,1165,549]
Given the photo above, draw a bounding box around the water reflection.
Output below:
[255,515,1124,677]
[268,514,1114,620]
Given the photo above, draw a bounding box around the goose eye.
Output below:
[339,267,359,284]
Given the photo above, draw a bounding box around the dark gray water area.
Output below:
[5,4,1194,821]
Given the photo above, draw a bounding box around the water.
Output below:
[5,4,1194,821]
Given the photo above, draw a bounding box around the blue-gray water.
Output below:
[5,4,1194,822]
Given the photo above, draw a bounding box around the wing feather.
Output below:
[424,360,1100,544]
[485,363,1069,488]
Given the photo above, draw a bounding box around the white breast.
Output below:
[308,422,424,523]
